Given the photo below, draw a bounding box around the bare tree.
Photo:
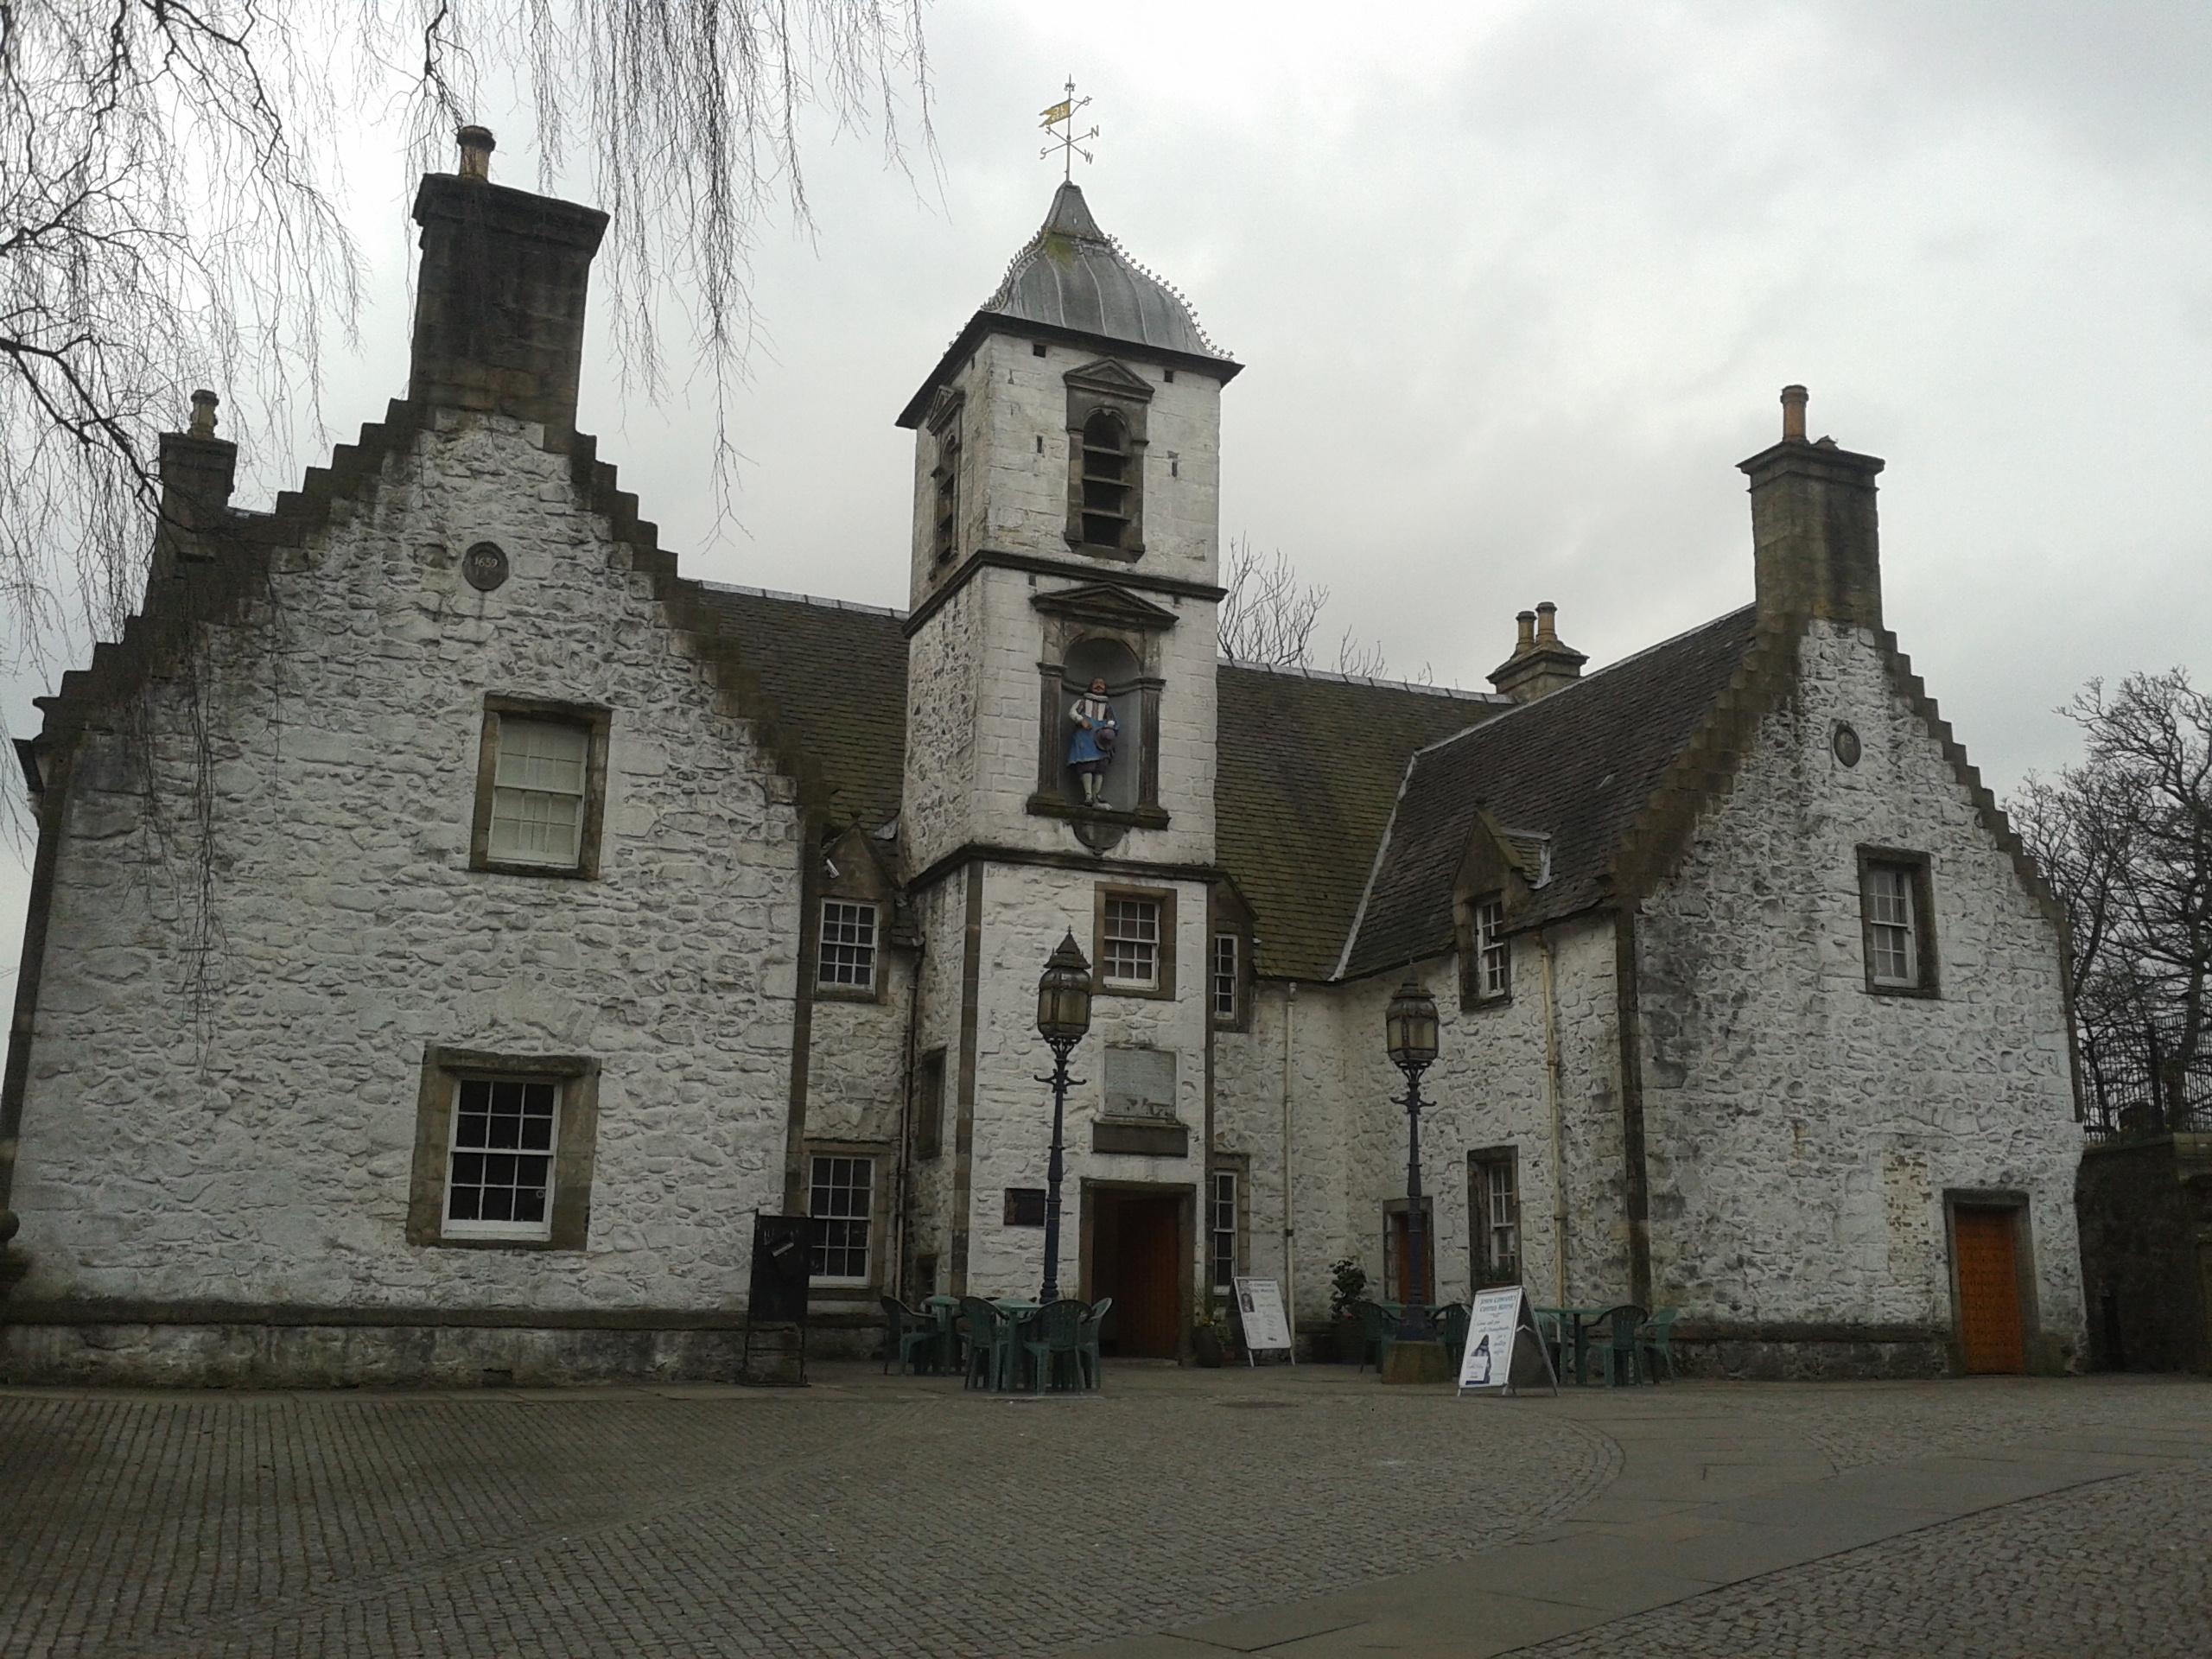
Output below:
[2,0,931,671]
[1217,536,1419,681]
[2012,670,2212,1130]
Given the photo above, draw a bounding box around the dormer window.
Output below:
[1080,409,1133,550]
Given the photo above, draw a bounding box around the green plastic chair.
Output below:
[958,1296,1012,1391]
[1356,1299,1395,1372]
[1077,1296,1113,1390]
[1433,1302,1470,1362]
[879,1295,939,1376]
[1592,1304,1649,1386]
[1022,1298,1090,1393]
[1637,1307,1680,1382]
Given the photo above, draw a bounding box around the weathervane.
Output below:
[1039,78,1099,181]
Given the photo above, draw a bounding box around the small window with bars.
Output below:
[1471,1148,1520,1287]
[1859,851,1936,994]
[1102,896,1161,989]
[1211,931,1239,1024]
[489,719,590,868]
[809,1154,874,1285]
[445,1077,559,1241]
[1079,408,1132,550]
[817,899,880,993]
[932,423,960,563]
[1210,1169,1238,1292]
[1474,895,1510,1001]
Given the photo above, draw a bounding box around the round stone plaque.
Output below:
[1832,721,1862,768]
[462,540,511,593]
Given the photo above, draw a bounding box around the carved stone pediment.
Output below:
[1030,582,1179,632]
[1062,357,1155,403]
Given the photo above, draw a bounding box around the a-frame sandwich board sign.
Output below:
[1456,1285,1560,1397]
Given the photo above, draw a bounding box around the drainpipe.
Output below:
[1541,929,1567,1306]
[1280,981,1299,1325]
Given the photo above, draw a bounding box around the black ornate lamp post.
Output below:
[1385,977,1441,1344]
[1033,930,1094,1304]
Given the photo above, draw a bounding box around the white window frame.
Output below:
[1209,1169,1238,1293]
[817,899,880,994]
[1102,895,1162,991]
[1211,931,1239,1023]
[808,1154,876,1287]
[1474,1152,1519,1282]
[488,718,591,869]
[442,1074,561,1243]
[1475,896,1510,1001]
[1865,863,1919,988]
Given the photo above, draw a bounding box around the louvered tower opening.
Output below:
[1080,408,1131,549]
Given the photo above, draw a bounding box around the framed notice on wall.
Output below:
[1231,1277,1295,1364]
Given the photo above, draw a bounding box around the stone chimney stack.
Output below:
[152,389,238,580]
[1739,385,1885,632]
[1488,599,1588,704]
[407,125,610,434]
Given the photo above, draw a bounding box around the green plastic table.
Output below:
[1533,1306,1608,1385]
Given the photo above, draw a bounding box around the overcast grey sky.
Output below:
[5,0,2210,993]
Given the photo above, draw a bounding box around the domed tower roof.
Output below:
[898,181,1239,428]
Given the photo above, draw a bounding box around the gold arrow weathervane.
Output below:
[1039,77,1099,181]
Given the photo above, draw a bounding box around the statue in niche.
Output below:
[1067,677,1120,807]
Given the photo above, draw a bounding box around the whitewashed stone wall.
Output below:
[12,411,802,1317]
[959,861,1212,1300]
[1324,915,1624,1317]
[804,957,912,1144]
[900,876,969,1296]
[1637,620,2085,1359]
[899,579,982,874]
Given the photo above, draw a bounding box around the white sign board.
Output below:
[1457,1286,1531,1393]
[1231,1276,1294,1362]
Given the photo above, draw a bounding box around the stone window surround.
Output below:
[912,1046,947,1160]
[1062,357,1153,561]
[1468,1144,1521,1289]
[1094,883,1178,1001]
[1856,844,1941,999]
[927,388,963,566]
[1209,930,1242,1027]
[468,694,612,880]
[406,1046,601,1251]
[814,897,882,1002]
[1939,1187,2041,1371]
[803,1139,893,1300]
[1208,1153,1250,1293]
[1208,887,1255,1033]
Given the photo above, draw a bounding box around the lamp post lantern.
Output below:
[1033,930,1094,1304]
[1385,977,1441,1345]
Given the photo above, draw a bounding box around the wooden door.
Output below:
[1387,1208,1436,1304]
[1117,1197,1182,1358]
[1954,1205,2026,1374]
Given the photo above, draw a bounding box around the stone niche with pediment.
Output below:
[1027,581,1179,846]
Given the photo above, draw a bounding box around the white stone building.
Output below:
[0,149,2087,1383]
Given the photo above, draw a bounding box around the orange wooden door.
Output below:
[1388,1211,1436,1304]
[1955,1206,2026,1374]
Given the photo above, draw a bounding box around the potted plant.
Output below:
[1328,1256,1369,1364]
[1192,1294,1230,1368]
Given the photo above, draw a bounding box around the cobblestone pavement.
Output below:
[1519,1453,2211,1658]
[1,1363,1613,1658]
[4,1368,2208,1658]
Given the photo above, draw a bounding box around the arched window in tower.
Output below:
[1079,409,1134,551]
[931,410,962,564]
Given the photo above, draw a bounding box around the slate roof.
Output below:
[1339,607,1763,980]
[690,583,910,834]
[680,582,1512,981]
[1216,665,1508,980]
